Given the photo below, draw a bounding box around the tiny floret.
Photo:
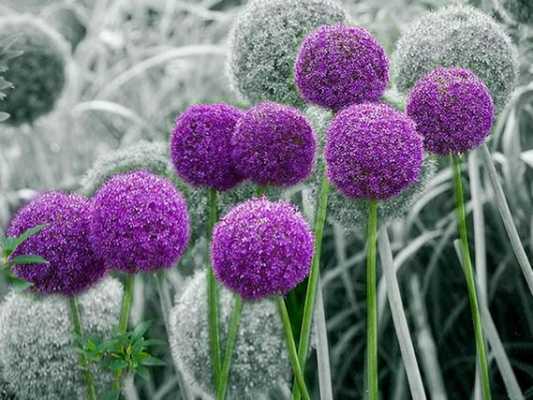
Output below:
[212,198,314,299]
[295,25,389,111]
[7,192,105,295]
[227,0,348,107]
[407,67,494,155]
[325,103,424,200]
[232,102,316,187]
[89,171,190,273]
[393,5,518,112]
[0,16,67,126]
[171,104,244,191]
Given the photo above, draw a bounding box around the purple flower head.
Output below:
[89,171,190,273]
[7,192,105,296]
[406,67,495,155]
[232,102,316,187]
[295,24,389,111]
[212,198,314,300]
[325,103,424,200]
[170,104,244,191]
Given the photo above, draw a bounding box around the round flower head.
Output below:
[227,0,348,107]
[232,102,316,187]
[305,106,435,227]
[0,16,67,126]
[295,25,389,111]
[393,6,518,112]
[406,67,494,155]
[89,171,190,273]
[325,103,424,200]
[7,192,105,295]
[212,198,313,299]
[169,271,290,399]
[171,104,244,191]
[0,278,122,400]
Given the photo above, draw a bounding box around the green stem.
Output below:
[207,188,222,389]
[67,297,97,400]
[278,297,311,400]
[256,186,267,197]
[216,295,243,400]
[291,170,330,400]
[451,154,492,400]
[112,273,135,396]
[366,200,379,400]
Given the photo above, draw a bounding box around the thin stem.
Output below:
[480,143,533,296]
[366,200,379,400]
[67,297,97,400]
[277,297,311,400]
[292,170,329,400]
[378,228,427,400]
[451,154,492,400]
[112,273,135,395]
[315,276,334,400]
[216,295,243,400]
[207,188,222,389]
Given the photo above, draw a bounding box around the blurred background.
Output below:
[1,0,533,399]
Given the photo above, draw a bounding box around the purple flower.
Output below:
[212,198,314,300]
[7,192,105,296]
[89,171,190,273]
[295,25,389,111]
[325,103,424,200]
[232,102,316,187]
[170,104,244,191]
[406,67,495,155]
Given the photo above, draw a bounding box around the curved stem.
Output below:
[366,200,379,400]
[216,295,243,400]
[292,171,330,400]
[67,297,97,400]
[207,188,222,389]
[480,144,533,296]
[451,154,492,400]
[278,297,311,400]
[112,273,135,395]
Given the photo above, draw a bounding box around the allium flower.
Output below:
[7,192,105,295]
[305,106,436,227]
[393,6,518,112]
[232,102,316,187]
[227,0,348,107]
[295,25,389,111]
[0,278,122,400]
[89,171,190,273]
[212,198,313,299]
[325,103,423,200]
[406,67,494,155]
[0,16,67,126]
[171,104,244,191]
[169,271,290,399]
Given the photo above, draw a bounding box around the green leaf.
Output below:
[4,272,33,292]
[2,224,47,256]
[11,255,48,265]
[141,356,165,367]
[109,359,128,371]
[132,320,152,340]
[136,366,150,381]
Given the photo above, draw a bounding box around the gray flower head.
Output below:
[0,278,122,400]
[169,271,291,399]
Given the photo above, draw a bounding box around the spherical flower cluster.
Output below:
[406,67,494,155]
[305,106,435,227]
[227,0,348,107]
[325,103,423,200]
[0,16,68,126]
[0,278,122,400]
[295,25,389,111]
[232,102,316,187]
[393,6,518,112]
[212,198,314,299]
[169,271,290,399]
[43,4,87,52]
[89,171,190,273]
[7,192,105,295]
[171,104,244,191]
